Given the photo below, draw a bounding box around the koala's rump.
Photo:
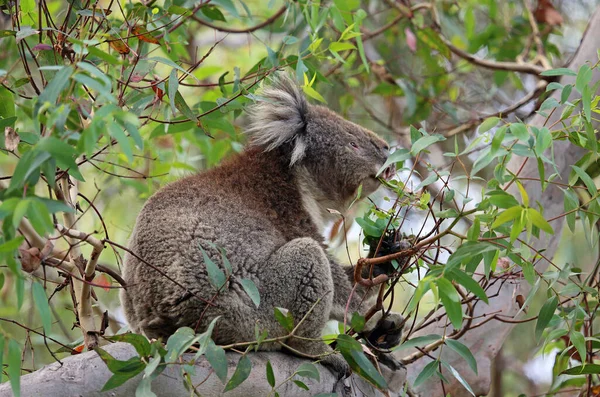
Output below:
[121,182,290,341]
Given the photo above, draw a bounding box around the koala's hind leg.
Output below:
[261,237,349,376]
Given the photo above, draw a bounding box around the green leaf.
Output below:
[492,206,523,229]
[282,35,298,45]
[570,331,586,364]
[540,68,577,76]
[206,339,228,384]
[274,307,294,332]
[414,360,438,387]
[329,42,356,52]
[447,269,488,304]
[479,117,500,133]
[200,245,226,290]
[467,217,480,241]
[336,334,387,389]
[411,134,446,155]
[174,91,199,124]
[442,361,475,396]
[302,84,326,103]
[510,123,529,141]
[350,312,365,332]
[0,86,15,118]
[377,148,411,176]
[516,181,529,207]
[560,84,573,104]
[201,5,226,21]
[561,188,579,233]
[521,261,536,285]
[266,360,275,387]
[102,365,145,391]
[445,242,498,273]
[87,46,120,65]
[8,339,21,397]
[108,333,151,357]
[32,282,52,334]
[406,279,432,313]
[165,327,196,362]
[146,57,197,80]
[108,123,133,163]
[239,278,260,308]
[168,69,179,116]
[571,165,597,197]
[535,296,558,341]
[296,362,320,382]
[436,278,463,330]
[575,64,592,94]
[487,190,520,209]
[582,85,591,121]
[96,347,146,375]
[28,199,53,235]
[13,199,30,230]
[394,334,442,351]
[0,236,24,253]
[34,66,74,117]
[35,137,84,181]
[445,339,477,374]
[527,208,554,234]
[562,364,600,375]
[224,355,252,392]
[293,380,309,390]
[9,150,51,192]
[535,127,552,154]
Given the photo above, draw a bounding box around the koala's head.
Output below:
[247,75,394,205]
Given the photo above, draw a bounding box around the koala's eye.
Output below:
[350,142,359,149]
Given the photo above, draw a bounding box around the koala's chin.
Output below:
[120,74,403,378]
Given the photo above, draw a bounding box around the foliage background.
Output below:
[0,0,600,396]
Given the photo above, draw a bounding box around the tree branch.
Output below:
[191,5,287,33]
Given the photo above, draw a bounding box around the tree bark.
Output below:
[405,6,600,396]
[0,342,407,397]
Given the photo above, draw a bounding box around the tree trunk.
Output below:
[0,342,406,397]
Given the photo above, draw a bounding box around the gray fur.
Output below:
[246,75,308,165]
[120,75,402,376]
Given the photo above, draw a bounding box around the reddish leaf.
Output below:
[534,0,563,26]
[151,84,164,101]
[72,344,85,354]
[133,25,159,44]
[96,274,111,292]
[107,36,130,55]
[129,73,145,83]
[515,295,526,312]
[32,43,53,51]
[405,28,417,52]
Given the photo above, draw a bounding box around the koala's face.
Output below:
[302,105,394,202]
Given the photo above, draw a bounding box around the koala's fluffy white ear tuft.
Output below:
[246,74,308,165]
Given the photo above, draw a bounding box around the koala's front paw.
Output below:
[363,312,404,350]
[321,353,351,380]
[377,352,404,371]
[368,235,412,277]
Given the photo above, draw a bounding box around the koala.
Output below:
[120,75,404,376]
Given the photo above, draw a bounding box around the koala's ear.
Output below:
[246,74,308,165]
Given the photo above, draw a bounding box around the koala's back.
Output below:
[121,148,320,339]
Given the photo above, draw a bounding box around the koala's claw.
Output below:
[363,312,404,350]
[376,352,404,371]
[321,354,351,380]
